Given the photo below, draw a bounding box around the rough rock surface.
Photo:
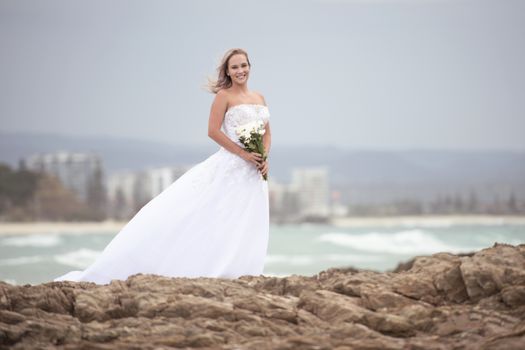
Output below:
[1,243,524,349]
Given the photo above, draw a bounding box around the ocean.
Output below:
[1,221,524,285]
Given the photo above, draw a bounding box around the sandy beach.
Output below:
[0,220,126,235]
[1,215,524,235]
[330,215,525,228]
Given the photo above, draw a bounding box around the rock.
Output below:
[460,243,525,302]
[501,286,525,308]
[0,243,524,349]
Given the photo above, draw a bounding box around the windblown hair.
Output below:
[205,48,251,94]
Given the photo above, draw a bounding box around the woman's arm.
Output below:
[258,121,271,178]
[208,90,262,167]
[255,92,271,178]
[258,92,271,158]
[263,122,271,157]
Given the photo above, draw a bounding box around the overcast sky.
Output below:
[1,0,524,151]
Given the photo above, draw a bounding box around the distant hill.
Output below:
[1,130,524,204]
[0,130,215,172]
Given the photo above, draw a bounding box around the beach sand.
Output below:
[1,215,524,235]
[330,214,525,228]
[0,220,126,235]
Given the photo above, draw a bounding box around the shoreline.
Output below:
[0,215,524,235]
[329,214,525,228]
[0,220,126,235]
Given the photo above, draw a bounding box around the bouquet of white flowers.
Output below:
[235,120,268,181]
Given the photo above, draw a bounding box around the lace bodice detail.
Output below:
[221,104,270,146]
[187,104,271,188]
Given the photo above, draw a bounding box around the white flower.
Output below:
[236,120,266,145]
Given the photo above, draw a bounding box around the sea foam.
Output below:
[53,249,101,268]
[1,234,62,247]
[317,229,479,255]
[0,255,46,266]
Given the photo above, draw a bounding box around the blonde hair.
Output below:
[205,48,251,94]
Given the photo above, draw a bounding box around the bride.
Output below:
[54,48,271,284]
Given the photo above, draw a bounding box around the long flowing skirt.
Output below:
[54,147,269,284]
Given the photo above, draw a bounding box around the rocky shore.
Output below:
[1,243,524,349]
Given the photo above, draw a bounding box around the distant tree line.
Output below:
[1,160,523,221]
[347,191,524,216]
[0,162,106,221]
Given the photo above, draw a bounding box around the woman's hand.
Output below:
[239,150,263,167]
[257,158,269,178]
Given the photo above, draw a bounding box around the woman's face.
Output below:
[227,54,250,85]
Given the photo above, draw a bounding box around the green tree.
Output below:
[86,163,107,221]
[0,163,40,219]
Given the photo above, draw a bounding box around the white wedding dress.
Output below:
[54,104,270,284]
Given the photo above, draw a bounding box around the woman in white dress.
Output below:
[54,48,271,284]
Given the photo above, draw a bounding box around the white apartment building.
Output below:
[291,167,330,218]
[148,166,189,197]
[25,151,104,203]
[107,165,192,218]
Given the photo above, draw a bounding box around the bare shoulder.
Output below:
[216,88,229,100]
[215,88,231,103]
[211,89,230,113]
[253,91,267,106]
[217,88,236,106]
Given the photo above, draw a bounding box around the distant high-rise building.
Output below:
[107,172,138,219]
[25,151,105,203]
[291,167,330,219]
[268,178,285,216]
[268,178,302,222]
[107,165,192,219]
[147,166,189,198]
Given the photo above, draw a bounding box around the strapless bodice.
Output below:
[221,104,270,146]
